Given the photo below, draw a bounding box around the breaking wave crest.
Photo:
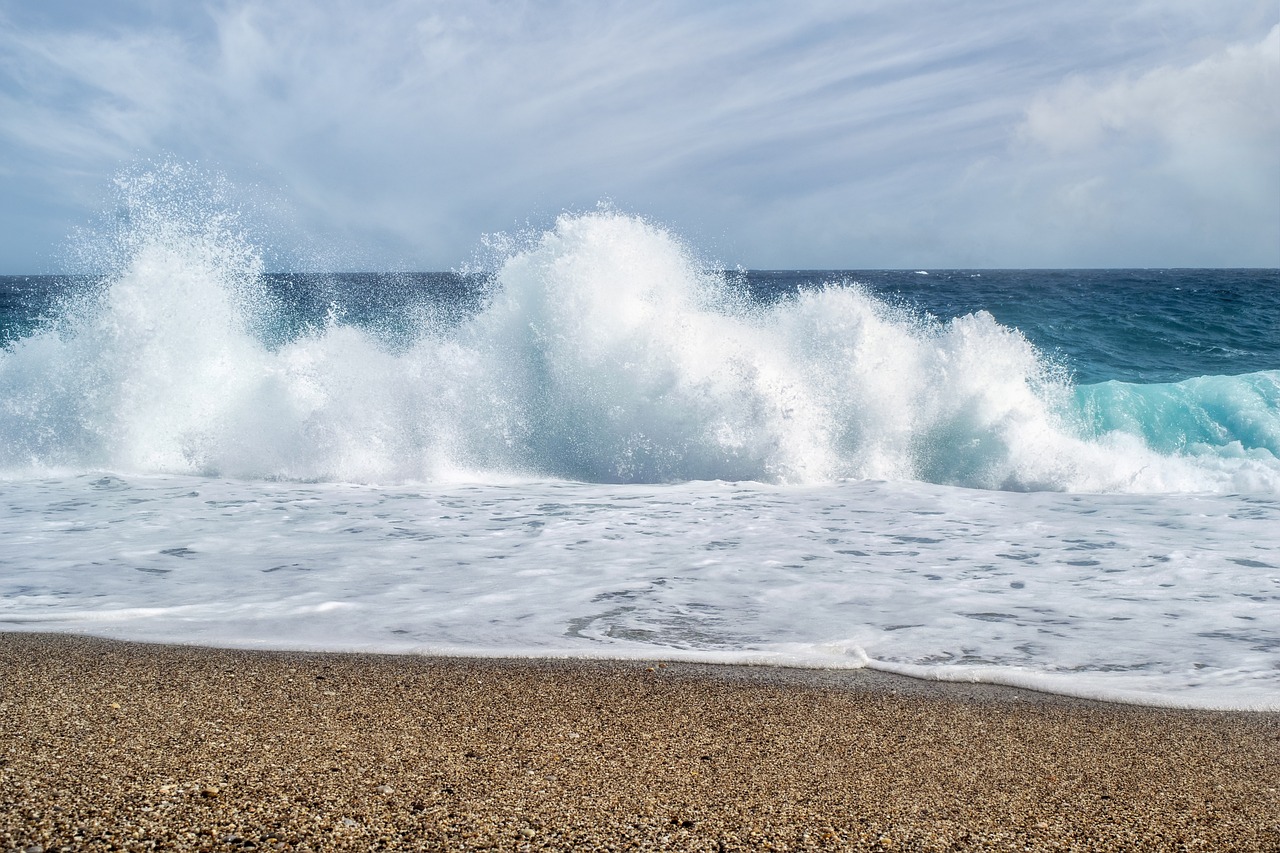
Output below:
[1,180,1277,493]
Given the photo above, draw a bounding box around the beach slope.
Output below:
[2,633,1277,851]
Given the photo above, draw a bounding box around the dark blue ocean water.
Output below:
[3,269,1276,385]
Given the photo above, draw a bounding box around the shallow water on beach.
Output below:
[3,473,1276,710]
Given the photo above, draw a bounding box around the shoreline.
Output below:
[2,632,1278,851]
[6,628,1269,714]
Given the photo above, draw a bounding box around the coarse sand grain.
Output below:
[1,633,1277,851]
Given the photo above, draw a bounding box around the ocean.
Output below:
[1,208,1277,710]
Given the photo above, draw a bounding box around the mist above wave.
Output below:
[1,172,1276,492]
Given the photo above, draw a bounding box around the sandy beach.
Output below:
[1,633,1276,851]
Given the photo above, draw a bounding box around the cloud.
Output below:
[990,25,1279,266]
[1022,25,1277,184]
[0,1,1275,270]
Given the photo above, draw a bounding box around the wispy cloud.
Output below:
[0,0,1275,270]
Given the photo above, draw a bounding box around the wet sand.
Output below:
[1,632,1277,851]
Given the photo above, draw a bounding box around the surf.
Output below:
[1,175,1277,494]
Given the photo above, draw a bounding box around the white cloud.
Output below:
[991,25,1279,265]
[1022,25,1277,171]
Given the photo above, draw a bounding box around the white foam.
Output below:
[2,474,1276,710]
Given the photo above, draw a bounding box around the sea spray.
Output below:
[1,172,1277,492]
[461,219,1079,486]
[0,165,267,474]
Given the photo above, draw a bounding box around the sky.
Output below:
[0,0,1276,272]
